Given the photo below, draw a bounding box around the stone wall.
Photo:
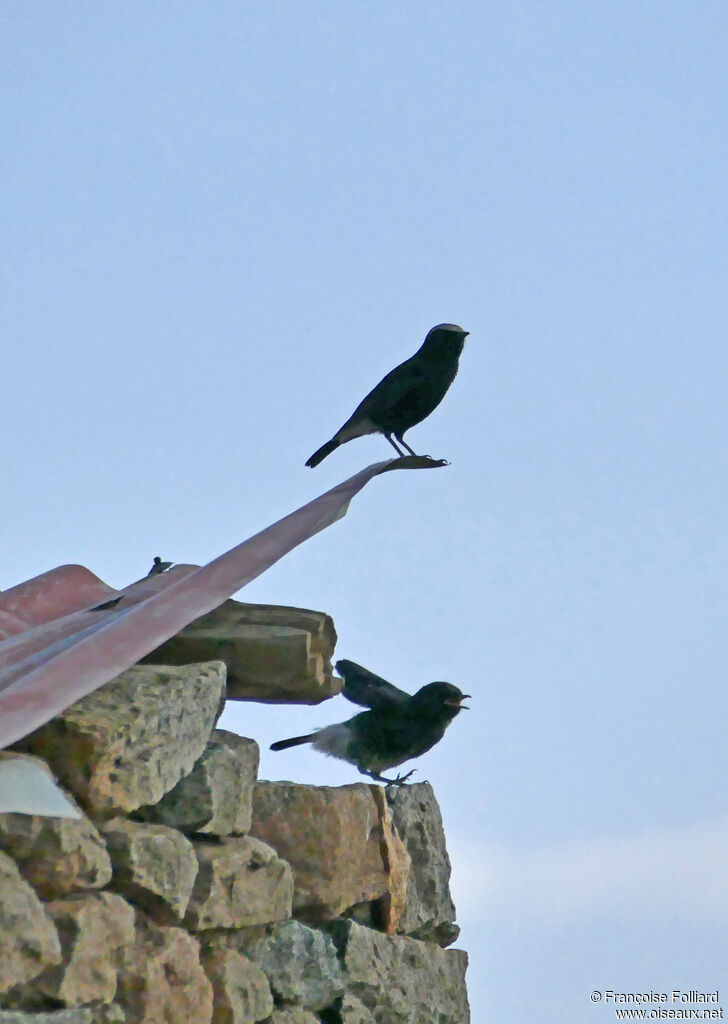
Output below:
[0,603,470,1024]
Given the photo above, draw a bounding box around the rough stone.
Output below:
[100,817,198,923]
[240,920,344,1012]
[19,662,226,815]
[328,920,470,1024]
[184,836,292,930]
[0,1007,124,1023]
[91,1006,125,1024]
[370,788,411,934]
[142,600,340,704]
[267,1011,320,1024]
[116,915,213,1024]
[250,783,410,927]
[387,783,459,945]
[0,798,112,899]
[141,731,259,836]
[337,993,377,1024]
[34,893,135,1006]
[0,851,61,995]
[201,948,273,1024]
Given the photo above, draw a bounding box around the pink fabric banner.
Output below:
[0,457,444,751]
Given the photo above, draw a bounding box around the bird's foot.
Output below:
[361,767,417,788]
[383,769,417,788]
[383,771,420,804]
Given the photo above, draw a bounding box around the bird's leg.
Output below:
[395,436,420,457]
[384,433,408,457]
[358,767,393,784]
[394,435,445,463]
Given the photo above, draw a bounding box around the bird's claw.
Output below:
[384,771,419,804]
[418,455,450,467]
[384,769,416,788]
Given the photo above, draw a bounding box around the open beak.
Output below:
[446,694,471,709]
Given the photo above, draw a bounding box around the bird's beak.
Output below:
[447,694,471,709]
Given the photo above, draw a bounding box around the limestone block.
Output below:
[0,851,61,994]
[0,1007,124,1023]
[250,783,410,927]
[184,836,292,930]
[0,794,112,899]
[142,731,259,836]
[201,948,273,1024]
[328,920,470,1024]
[241,920,344,1012]
[116,915,213,1024]
[142,600,340,704]
[387,783,459,946]
[34,893,134,1006]
[19,662,226,814]
[100,817,198,923]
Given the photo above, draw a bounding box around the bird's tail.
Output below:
[270,733,317,752]
[305,436,341,468]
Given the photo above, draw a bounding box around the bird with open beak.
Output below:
[271,658,470,785]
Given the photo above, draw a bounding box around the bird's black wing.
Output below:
[355,357,429,420]
[335,659,410,710]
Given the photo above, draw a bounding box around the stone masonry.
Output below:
[0,601,470,1023]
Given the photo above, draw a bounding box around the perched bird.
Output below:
[147,556,174,576]
[270,658,470,785]
[305,323,469,467]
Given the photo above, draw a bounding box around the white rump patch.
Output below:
[337,417,378,442]
[311,723,352,762]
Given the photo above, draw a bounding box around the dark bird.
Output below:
[270,658,470,785]
[305,323,469,467]
[147,556,174,576]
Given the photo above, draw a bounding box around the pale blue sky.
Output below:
[2,3,727,1020]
